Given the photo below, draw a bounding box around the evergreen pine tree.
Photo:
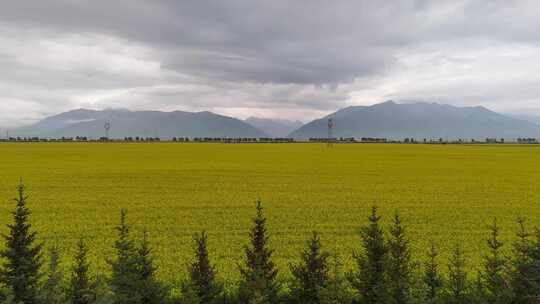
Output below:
[184,231,223,304]
[423,241,442,304]
[446,244,469,304]
[109,209,140,304]
[524,227,540,300]
[289,231,330,304]
[349,205,389,304]
[508,217,536,303]
[387,212,413,304]
[0,287,19,304]
[109,211,167,304]
[238,201,279,304]
[0,183,43,304]
[481,218,510,304]
[134,231,167,304]
[180,283,202,304]
[69,238,95,304]
[469,272,488,304]
[319,253,353,304]
[92,274,115,304]
[40,243,65,304]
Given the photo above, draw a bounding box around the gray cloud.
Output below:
[0,0,540,127]
[0,1,410,84]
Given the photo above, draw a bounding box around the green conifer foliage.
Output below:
[387,212,413,304]
[238,201,279,304]
[446,244,469,304]
[40,243,65,304]
[109,209,140,304]
[423,241,442,304]
[508,217,537,303]
[481,218,510,304]
[319,253,353,304]
[184,231,223,304]
[0,183,43,304]
[69,238,95,304]
[349,205,389,304]
[289,231,330,304]
[135,231,167,304]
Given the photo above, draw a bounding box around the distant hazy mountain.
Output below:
[244,117,303,137]
[506,113,540,126]
[13,109,267,138]
[288,101,540,140]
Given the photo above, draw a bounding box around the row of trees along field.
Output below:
[2,184,540,304]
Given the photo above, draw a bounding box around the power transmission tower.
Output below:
[327,118,334,148]
[104,122,111,140]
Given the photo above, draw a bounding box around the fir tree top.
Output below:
[137,230,156,281]
[290,231,330,304]
[0,183,43,304]
[70,237,95,304]
[241,200,277,282]
[350,205,389,304]
[185,231,223,304]
[238,200,279,304]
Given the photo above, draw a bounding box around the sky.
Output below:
[1,0,540,127]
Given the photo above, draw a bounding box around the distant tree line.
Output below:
[0,137,295,143]
[3,184,540,303]
[4,136,540,144]
[517,138,537,144]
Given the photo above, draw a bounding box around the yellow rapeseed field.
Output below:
[1,142,540,284]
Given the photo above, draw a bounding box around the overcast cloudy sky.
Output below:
[1,0,540,127]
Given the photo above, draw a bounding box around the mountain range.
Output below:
[10,101,540,140]
[506,113,540,126]
[289,101,540,140]
[13,109,266,138]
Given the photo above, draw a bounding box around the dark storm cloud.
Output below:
[1,0,540,126]
[6,1,538,83]
[0,1,432,84]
